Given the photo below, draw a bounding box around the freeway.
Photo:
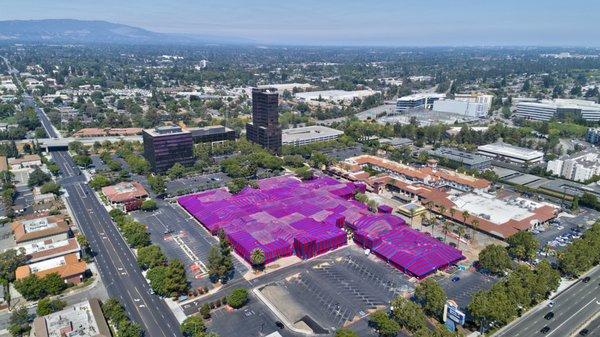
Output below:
[494,266,600,337]
[18,73,184,336]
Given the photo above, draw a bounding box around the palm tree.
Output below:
[461,210,470,228]
[457,227,466,249]
[442,221,451,242]
[250,248,266,270]
[470,219,480,243]
[449,208,456,221]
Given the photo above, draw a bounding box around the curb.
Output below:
[252,287,312,335]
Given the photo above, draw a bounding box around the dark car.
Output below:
[579,329,589,336]
[582,276,591,283]
[540,326,551,334]
[451,276,460,282]
[275,321,284,329]
[544,312,554,320]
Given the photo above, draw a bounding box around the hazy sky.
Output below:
[1,0,599,46]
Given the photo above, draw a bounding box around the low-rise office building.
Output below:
[143,125,195,172]
[454,93,494,112]
[15,253,86,284]
[587,128,600,145]
[432,99,487,118]
[477,142,544,165]
[32,298,111,337]
[102,181,148,211]
[429,147,492,170]
[8,154,42,169]
[282,125,344,146]
[396,93,445,112]
[515,99,600,122]
[547,151,600,182]
[187,125,236,143]
[12,215,70,245]
[19,238,81,263]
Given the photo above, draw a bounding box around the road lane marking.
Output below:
[547,297,598,336]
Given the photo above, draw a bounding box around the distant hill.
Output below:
[0,19,251,45]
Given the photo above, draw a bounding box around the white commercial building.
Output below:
[396,93,445,112]
[515,99,600,122]
[282,125,344,146]
[477,142,544,165]
[295,89,380,103]
[433,99,487,118]
[454,93,494,112]
[547,151,600,182]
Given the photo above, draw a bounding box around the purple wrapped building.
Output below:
[178,175,463,277]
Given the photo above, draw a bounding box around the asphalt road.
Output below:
[27,91,184,337]
[494,266,600,337]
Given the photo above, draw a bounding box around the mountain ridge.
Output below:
[0,19,252,45]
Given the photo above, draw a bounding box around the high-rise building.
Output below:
[246,88,282,152]
[143,125,194,172]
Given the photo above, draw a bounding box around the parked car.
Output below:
[582,276,591,283]
[579,329,589,336]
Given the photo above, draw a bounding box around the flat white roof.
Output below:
[517,99,600,110]
[295,90,379,101]
[397,93,445,101]
[282,125,343,143]
[450,193,536,225]
[478,143,544,161]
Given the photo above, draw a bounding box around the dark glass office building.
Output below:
[188,125,237,143]
[246,88,282,152]
[143,126,195,172]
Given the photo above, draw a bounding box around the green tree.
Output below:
[414,279,447,320]
[167,163,187,179]
[137,245,167,270]
[40,181,61,195]
[180,316,206,337]
[8,306,30,337]
[147,260,189,297]
[121,221,150,248]
[294,166,314,181]
[36,297,66,316]
[0,249,28,282]
[28,168,51,187]
[335,328,359,337]
[478,244,512,275]
[368,310,400,337]
[147,174,166,195]
[117,321,143,337]
[390,296,427,332]
[226,288,249,309]
[250,248,266,269]
[89,174,112,190]
[507,231,539,261]
[73,154,92,168]
[140,199,158,211]
[200,303,211,319]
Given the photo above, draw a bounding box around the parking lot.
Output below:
[208,298,300,337]
[132,200,248,289]
[437,269,498,309]
[165,172,230,197]
[259,248,413,333]
[533,208,598,260]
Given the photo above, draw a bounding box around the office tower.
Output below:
[246,88,282,152]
